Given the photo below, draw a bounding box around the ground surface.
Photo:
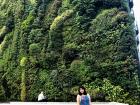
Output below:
[0,102,129,105]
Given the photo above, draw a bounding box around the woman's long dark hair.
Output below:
[78,86,87,95]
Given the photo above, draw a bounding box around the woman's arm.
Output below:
[77,95,80,105]
[88,94,92,105]
[89,96,92,105]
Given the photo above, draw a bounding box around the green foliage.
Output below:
[30,0,36,5]
[21,12,35,30]
[0,0,139,104]
[29,43,41,67]
[29,43,40,55]
[20,74,26,102]
[102,79,128,102]
[28,29,44,44]
[48,10,74,51]
[0,85,6,101]
[70,60,90,83]
[50,10,74,30]
[0,26,7,39]
[20,57,28,101]
[20,57,28,67]
[20,73,26,101]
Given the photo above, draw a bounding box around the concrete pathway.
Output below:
[0,102,129,105]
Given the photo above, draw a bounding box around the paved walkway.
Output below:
[0,102,129,105]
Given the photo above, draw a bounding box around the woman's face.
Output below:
[80,88,85,94]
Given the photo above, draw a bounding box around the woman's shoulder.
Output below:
[77,94,81,100]
[77,94,82,99]
[87,94,90,97]
[77,94,81,97]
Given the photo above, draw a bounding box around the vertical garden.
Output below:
[0,0,140,105]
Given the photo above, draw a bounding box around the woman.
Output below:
[77,86,92,105]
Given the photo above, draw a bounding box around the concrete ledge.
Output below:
[0,102,129,105]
